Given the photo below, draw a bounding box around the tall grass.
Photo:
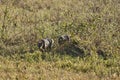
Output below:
[0,0,120,79]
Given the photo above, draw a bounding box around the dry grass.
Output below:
[0,52,119,80]
[0,0,120,80]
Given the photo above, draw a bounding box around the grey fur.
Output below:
[58,35,70,45]
[38,38,54,52]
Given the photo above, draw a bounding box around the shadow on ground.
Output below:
[55,43,85,57]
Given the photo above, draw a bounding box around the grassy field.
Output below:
[0,0,120,80]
